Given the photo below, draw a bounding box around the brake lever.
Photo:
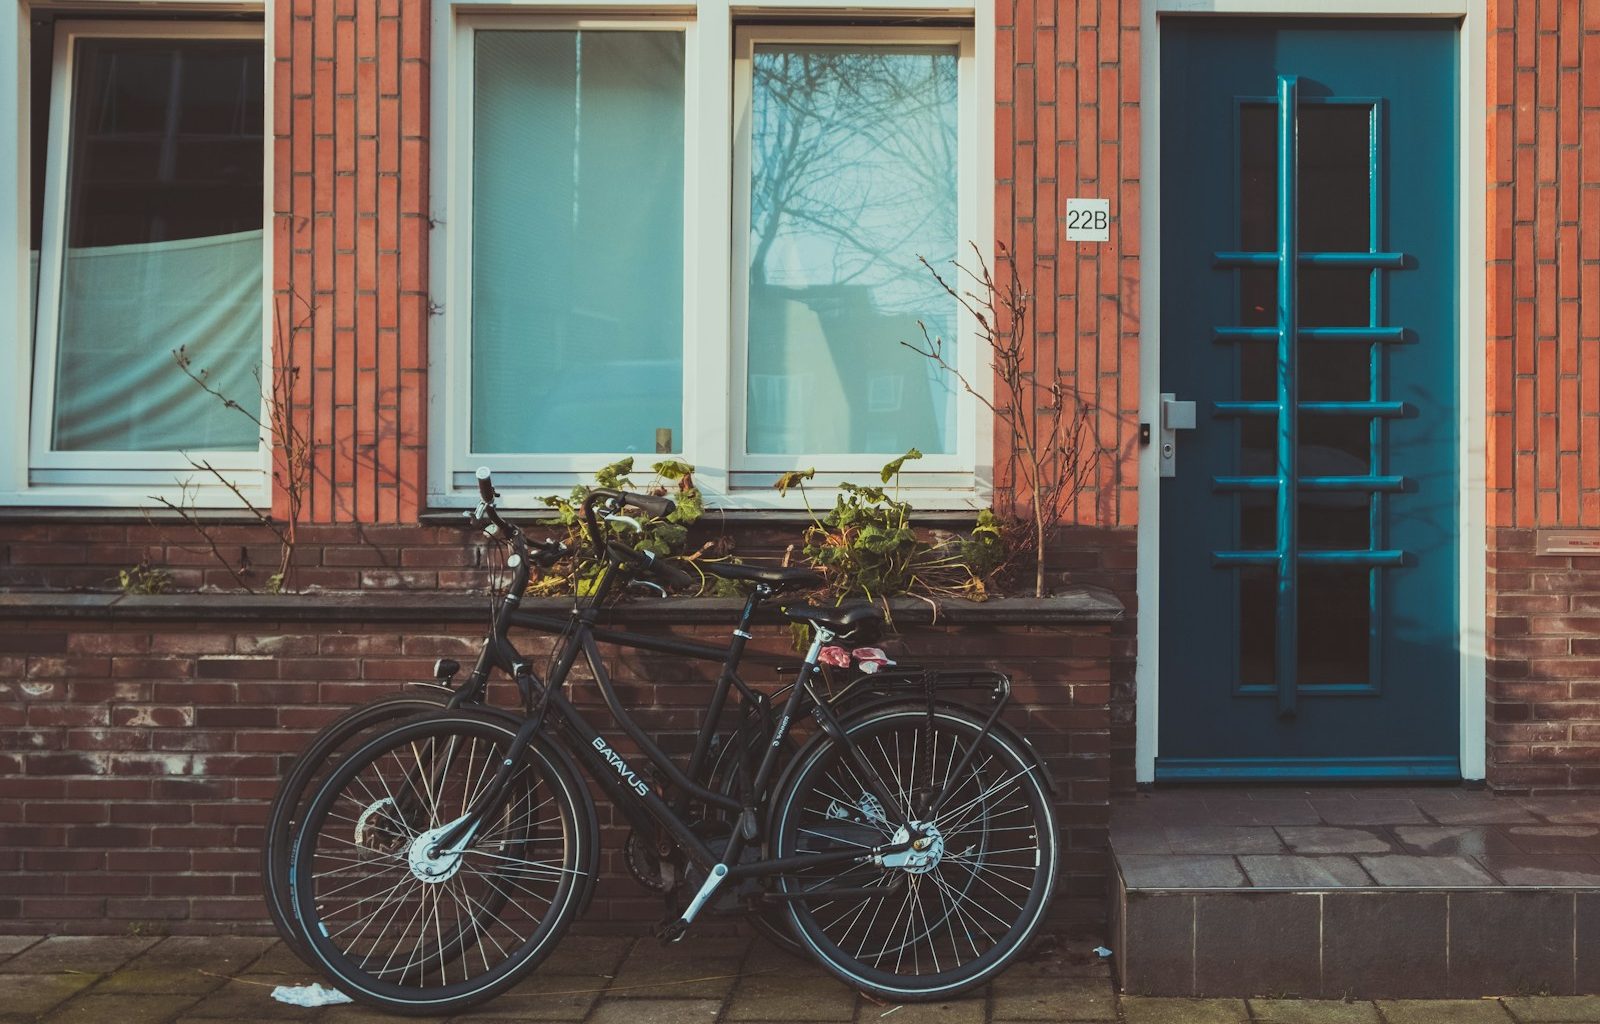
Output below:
[605,514,643,535]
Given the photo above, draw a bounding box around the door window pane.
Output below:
[745,44,959,456]
[470,31,684,454]
[48,37,263,452]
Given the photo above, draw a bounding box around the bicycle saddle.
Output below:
[784,603,883,638]
[700,562,820,589]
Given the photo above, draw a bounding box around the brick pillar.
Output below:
[995,0,1140,530]
[275,0,429,525]
[997,3,1142,789]
[1484,0,1600,789]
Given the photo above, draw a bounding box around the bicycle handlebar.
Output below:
[606,542,696,589]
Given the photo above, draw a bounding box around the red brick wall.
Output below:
[0,611,1113,932]
[997,0,1140,792]
[1484,1,1600,790]
[275,0,431,524]
[996,0,1140,530]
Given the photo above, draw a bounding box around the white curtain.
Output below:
[470,30,685,455]
[48,229,264,452]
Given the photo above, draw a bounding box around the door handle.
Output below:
[1158,393,1196,478]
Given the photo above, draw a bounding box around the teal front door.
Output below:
[1157,19,1460,780]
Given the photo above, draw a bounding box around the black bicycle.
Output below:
[260,508,813,967]
[285,471,1059,1014]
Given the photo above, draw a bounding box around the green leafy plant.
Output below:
[111,558,173,595]
[527,458,734,597]
[778,449,1005,607]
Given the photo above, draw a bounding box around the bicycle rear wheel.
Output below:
[262,690,456,966]
[291,711,591,1015]
[771,704,1057,1002]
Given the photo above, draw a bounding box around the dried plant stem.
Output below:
[905,242,1102,597]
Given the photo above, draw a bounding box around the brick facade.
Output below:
[7,0,1600,941]
[276,0,432,524]
[996,0,1140,792]
[1484,0,1600,790]
[0,605,1115,933]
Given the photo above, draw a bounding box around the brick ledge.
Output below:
[0,588,1124,625]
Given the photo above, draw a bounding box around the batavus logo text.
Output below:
[592,737,650,797]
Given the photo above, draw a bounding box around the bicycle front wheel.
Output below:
[771,704,1058,1002]
[262,691,456,967]
[291,711,591,1016]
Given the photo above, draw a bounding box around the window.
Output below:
[469,29,685,457]
[437,8,988,508]
[737,32,964,464]
[9,18,267,501]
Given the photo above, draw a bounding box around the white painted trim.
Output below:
[1155,0,1466,12]
[1135,1,1487,783]
[1457,0,1488,782]
[429,1,993,511]
[1,4,271,510]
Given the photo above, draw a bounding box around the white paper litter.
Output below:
[271,983,354,1007]
[1093,946,1114,958]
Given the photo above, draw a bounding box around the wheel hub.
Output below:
[880,821,943,874]
[406,821,470,884]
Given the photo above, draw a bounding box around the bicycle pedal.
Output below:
[652,918,690,944]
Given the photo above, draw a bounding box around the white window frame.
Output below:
[439,11,700,494]
[428,0,993,511]
[0,3,271,508]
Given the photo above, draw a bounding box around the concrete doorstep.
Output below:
[3,933,1600,1024]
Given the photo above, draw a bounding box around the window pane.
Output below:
[746,44,960,456]
[50,37,263,452]
[470,31,684,455]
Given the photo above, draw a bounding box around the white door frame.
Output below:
[1134,0,1487,782]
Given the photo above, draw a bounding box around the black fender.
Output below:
[767,694,1062,840]
[820,688,1061,799]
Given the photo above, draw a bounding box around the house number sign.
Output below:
[1065,197,1111,242]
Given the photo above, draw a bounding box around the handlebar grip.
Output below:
[644,552,696,588]
[620,490,675,519]
[476,466,496,503]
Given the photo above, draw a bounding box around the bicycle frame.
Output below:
[433,489,1007,934]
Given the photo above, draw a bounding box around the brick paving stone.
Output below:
[606,941,744,999]
[990,974,1115,1020]
[1,936,160,974]
[323,1008,449,1024]
[584,998,724,1024]
[723,969,858,1021]
[238,942,315,977]
[0,937,43,961]
[41,994,202,1024]
[1247,999,1382,1023]
[452,973,607,1021]
[1119,996,1251,1024]
[1377,1000,1515,1024]
[89,966,232,996]
[0,973,98,1020]
[535,935,635,978]
[1501,996,1600,1022]
[856,996,988,1024]
[180,979,318,1019]
[134,936,278,971]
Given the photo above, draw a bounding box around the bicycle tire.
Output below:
[290,710,593,1015]
[262,690,458,966]
[770,703,1058,1002]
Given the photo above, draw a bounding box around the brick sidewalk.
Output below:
[2,933,1598,1024]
